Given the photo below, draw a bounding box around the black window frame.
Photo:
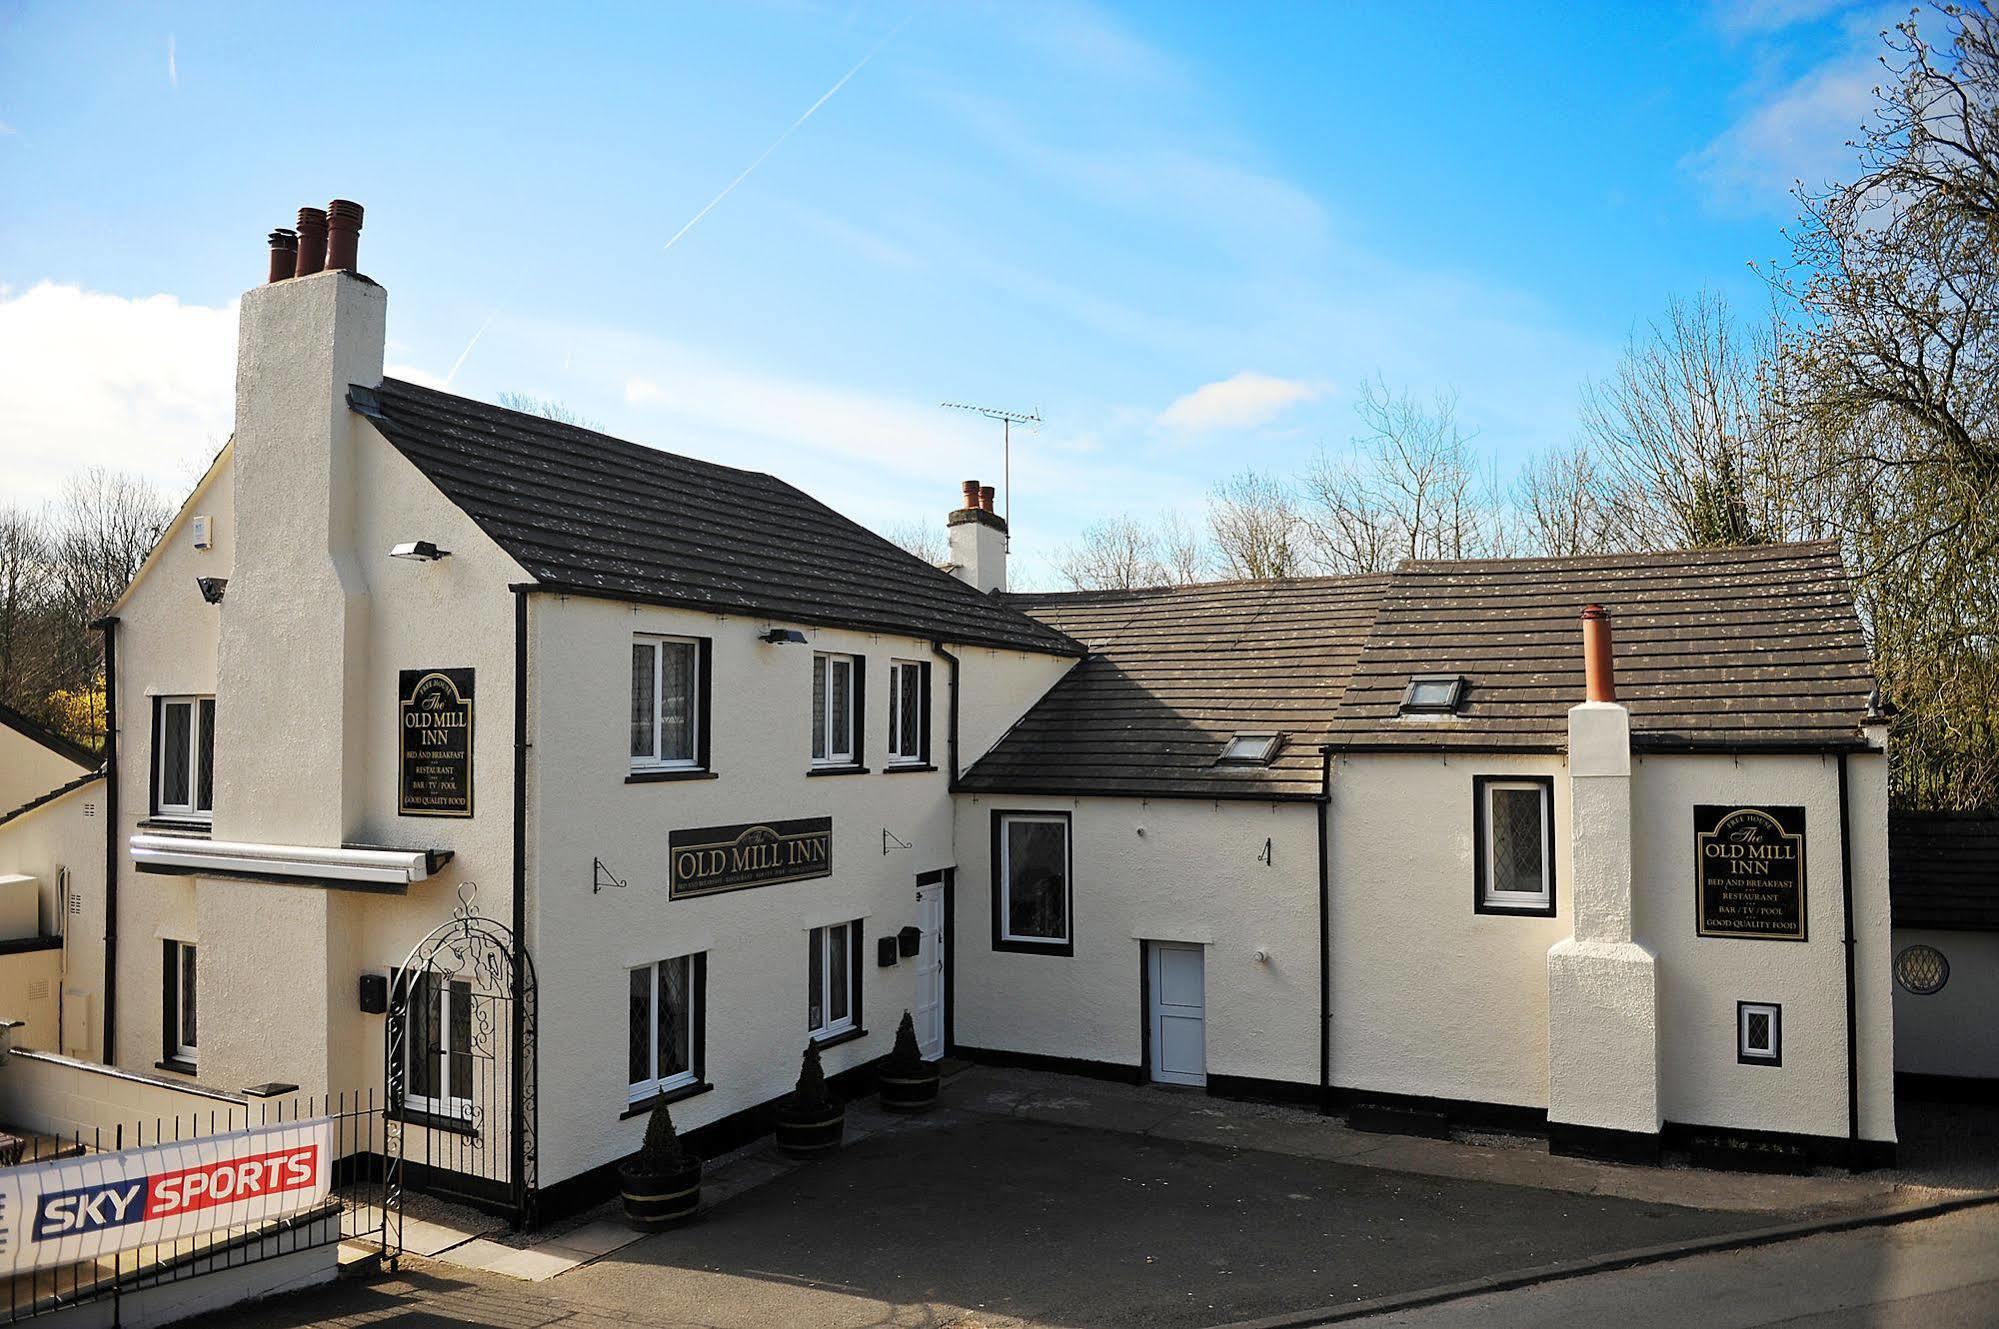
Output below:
[628,633,712,776]
[626,952,708,1104]
[990,810,1075,956]
[810,652,866,770]
[160,938,197,1070]
[886,659,932,767]
[807,920,865,1043]
[1471,774,1557,918]
[1737,1000,1782,1066]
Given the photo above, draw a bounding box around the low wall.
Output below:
[0,1048,251,1145]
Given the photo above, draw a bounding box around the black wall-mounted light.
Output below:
[389,541,451,562]
[196,576,228,605]
[760,627,808,645]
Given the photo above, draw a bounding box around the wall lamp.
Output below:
[196,576,228,605]
[760,628,808,645]
[389,541,451,562]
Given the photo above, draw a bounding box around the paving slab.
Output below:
[476,1244,584,1282]
[394,1215,484,1258]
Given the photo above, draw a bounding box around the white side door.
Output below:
[1148,942,1206,1086]
[913,882,946,1060]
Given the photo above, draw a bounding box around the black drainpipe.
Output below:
[93,616,119,1062]
[1317,744,1333,1115]
[1837,751,1860,1168]
[930,642,961,787]
[510,587,531,1225]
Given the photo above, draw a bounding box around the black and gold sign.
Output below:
[398,669,474,818]
[669,818,832,899]
[1695,805,1806,941]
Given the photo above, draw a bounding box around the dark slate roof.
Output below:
[1891,812,1999,931]
[351,379,1081,657]
[0,699,98,770]
[959,576,1388,800]
[0,770,103,831]
[1324,542,1874,753]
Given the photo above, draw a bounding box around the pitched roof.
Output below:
[1324,542,1874,753]
[1891,811,1999,931]
[0,699,98,771]
[350,379,1081,657]
[0,770,104,831]
[959,576,1387,800]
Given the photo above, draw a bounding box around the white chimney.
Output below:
[947,480,1008,594]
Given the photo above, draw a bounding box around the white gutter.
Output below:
[129,833,448,890]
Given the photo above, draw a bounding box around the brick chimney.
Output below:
[1546,604,1661,1161]
[947,479,1008,594]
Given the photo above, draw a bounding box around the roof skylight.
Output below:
[1217,732,1282,766]
[1399,675,1466,715]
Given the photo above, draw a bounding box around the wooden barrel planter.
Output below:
[773,1101,846,1157]
[878,1064,941,1112]
[619,1156,703,1229]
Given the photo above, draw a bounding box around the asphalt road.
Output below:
[1356,1201,1999,1329]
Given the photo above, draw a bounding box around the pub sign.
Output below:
[669,818,832,899]
[398,669,474,818]
[1695,805,1806,941]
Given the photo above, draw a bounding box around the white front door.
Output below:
[913,881,946,1060]
[1148,942,1206,1086]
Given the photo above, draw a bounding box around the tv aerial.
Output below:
[940,402,1041,524]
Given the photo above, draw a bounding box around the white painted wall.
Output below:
[0,780,104,1057]
[1327,752,1570,1109]
[951,646,1073,771]
[951,792,1321,1087]
[1892,927,1999,1080]
[1635,750,1895,1146]
[0,725,89,816]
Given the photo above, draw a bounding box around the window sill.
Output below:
[806,765,869,778]
[626,769,718,785]
[882,763,936,774]
[389,1106,479,1138]
[810,1025,868,1051]
[1474,899,1557,919]
[619,1080,714,1119]
[139,818,212,835]
[153,1057,198,1076]
[992,938,1076,957]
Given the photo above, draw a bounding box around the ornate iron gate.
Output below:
[385,886,538,1230]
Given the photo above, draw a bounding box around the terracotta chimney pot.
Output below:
[293,207,328,277]
[1581,604,1616,703]
[979,485,996,514]
[324,199,364,273]
[961,480,981,511]
[266,229,299,284]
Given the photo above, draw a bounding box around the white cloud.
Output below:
[1157,372,1326,432]
[1689,58,1877,207]
[1711,0,1858,35]
[0,283,235,506]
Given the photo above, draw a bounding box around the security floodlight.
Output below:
[389,541,451,562]
[760,628,808,645]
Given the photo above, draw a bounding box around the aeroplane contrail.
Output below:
[445,311,497,387]
[663,15,914,254]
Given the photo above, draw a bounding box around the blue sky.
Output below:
[0,1,1894,584]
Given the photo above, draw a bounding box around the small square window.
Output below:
[1738,1001,1782,1066]
[1400,675,1465,714]
[1474,776,1555,916]
[1217,733,1281,766]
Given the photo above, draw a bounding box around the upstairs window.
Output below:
[812,653,861,767]
[887,660,929,766]
[154,696,215,820]
[1473,776,1555,916]
[1217,732,1281,766]
[1400,675,1466,715]
[631,635,706,771]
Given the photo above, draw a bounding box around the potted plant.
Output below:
[619,1092,702,1229]
[773,1040,845,1157]
[877,1011,940,1112]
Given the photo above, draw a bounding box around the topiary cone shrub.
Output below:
[619,1091,702,1229]
[774,1041,845,1157]
[878,1010,940,1112]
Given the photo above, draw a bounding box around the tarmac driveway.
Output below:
[543,1113,1757,1329]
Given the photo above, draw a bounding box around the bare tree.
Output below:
[1303,378,1507,572]
[1208,469,1309,580]
[497,392,602,431]
[878,519,947,567]
[0,507,52,711]
[1055,513,1210,590]
[1514,443,1630,558]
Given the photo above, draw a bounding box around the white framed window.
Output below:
[1474,776,1555,916]
[628,954,704,1103]
[808,921,861,1040]
[995,812,1071,952]
[162,940,196,1065]
[811,653,859,766]
[403,971,474,1120]
[154,696,215,820]
[887,660,927,765]
[1738,1002,1782,1066]
[631,635,704,770]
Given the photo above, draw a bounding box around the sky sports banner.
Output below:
[0,1118,334,1276]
